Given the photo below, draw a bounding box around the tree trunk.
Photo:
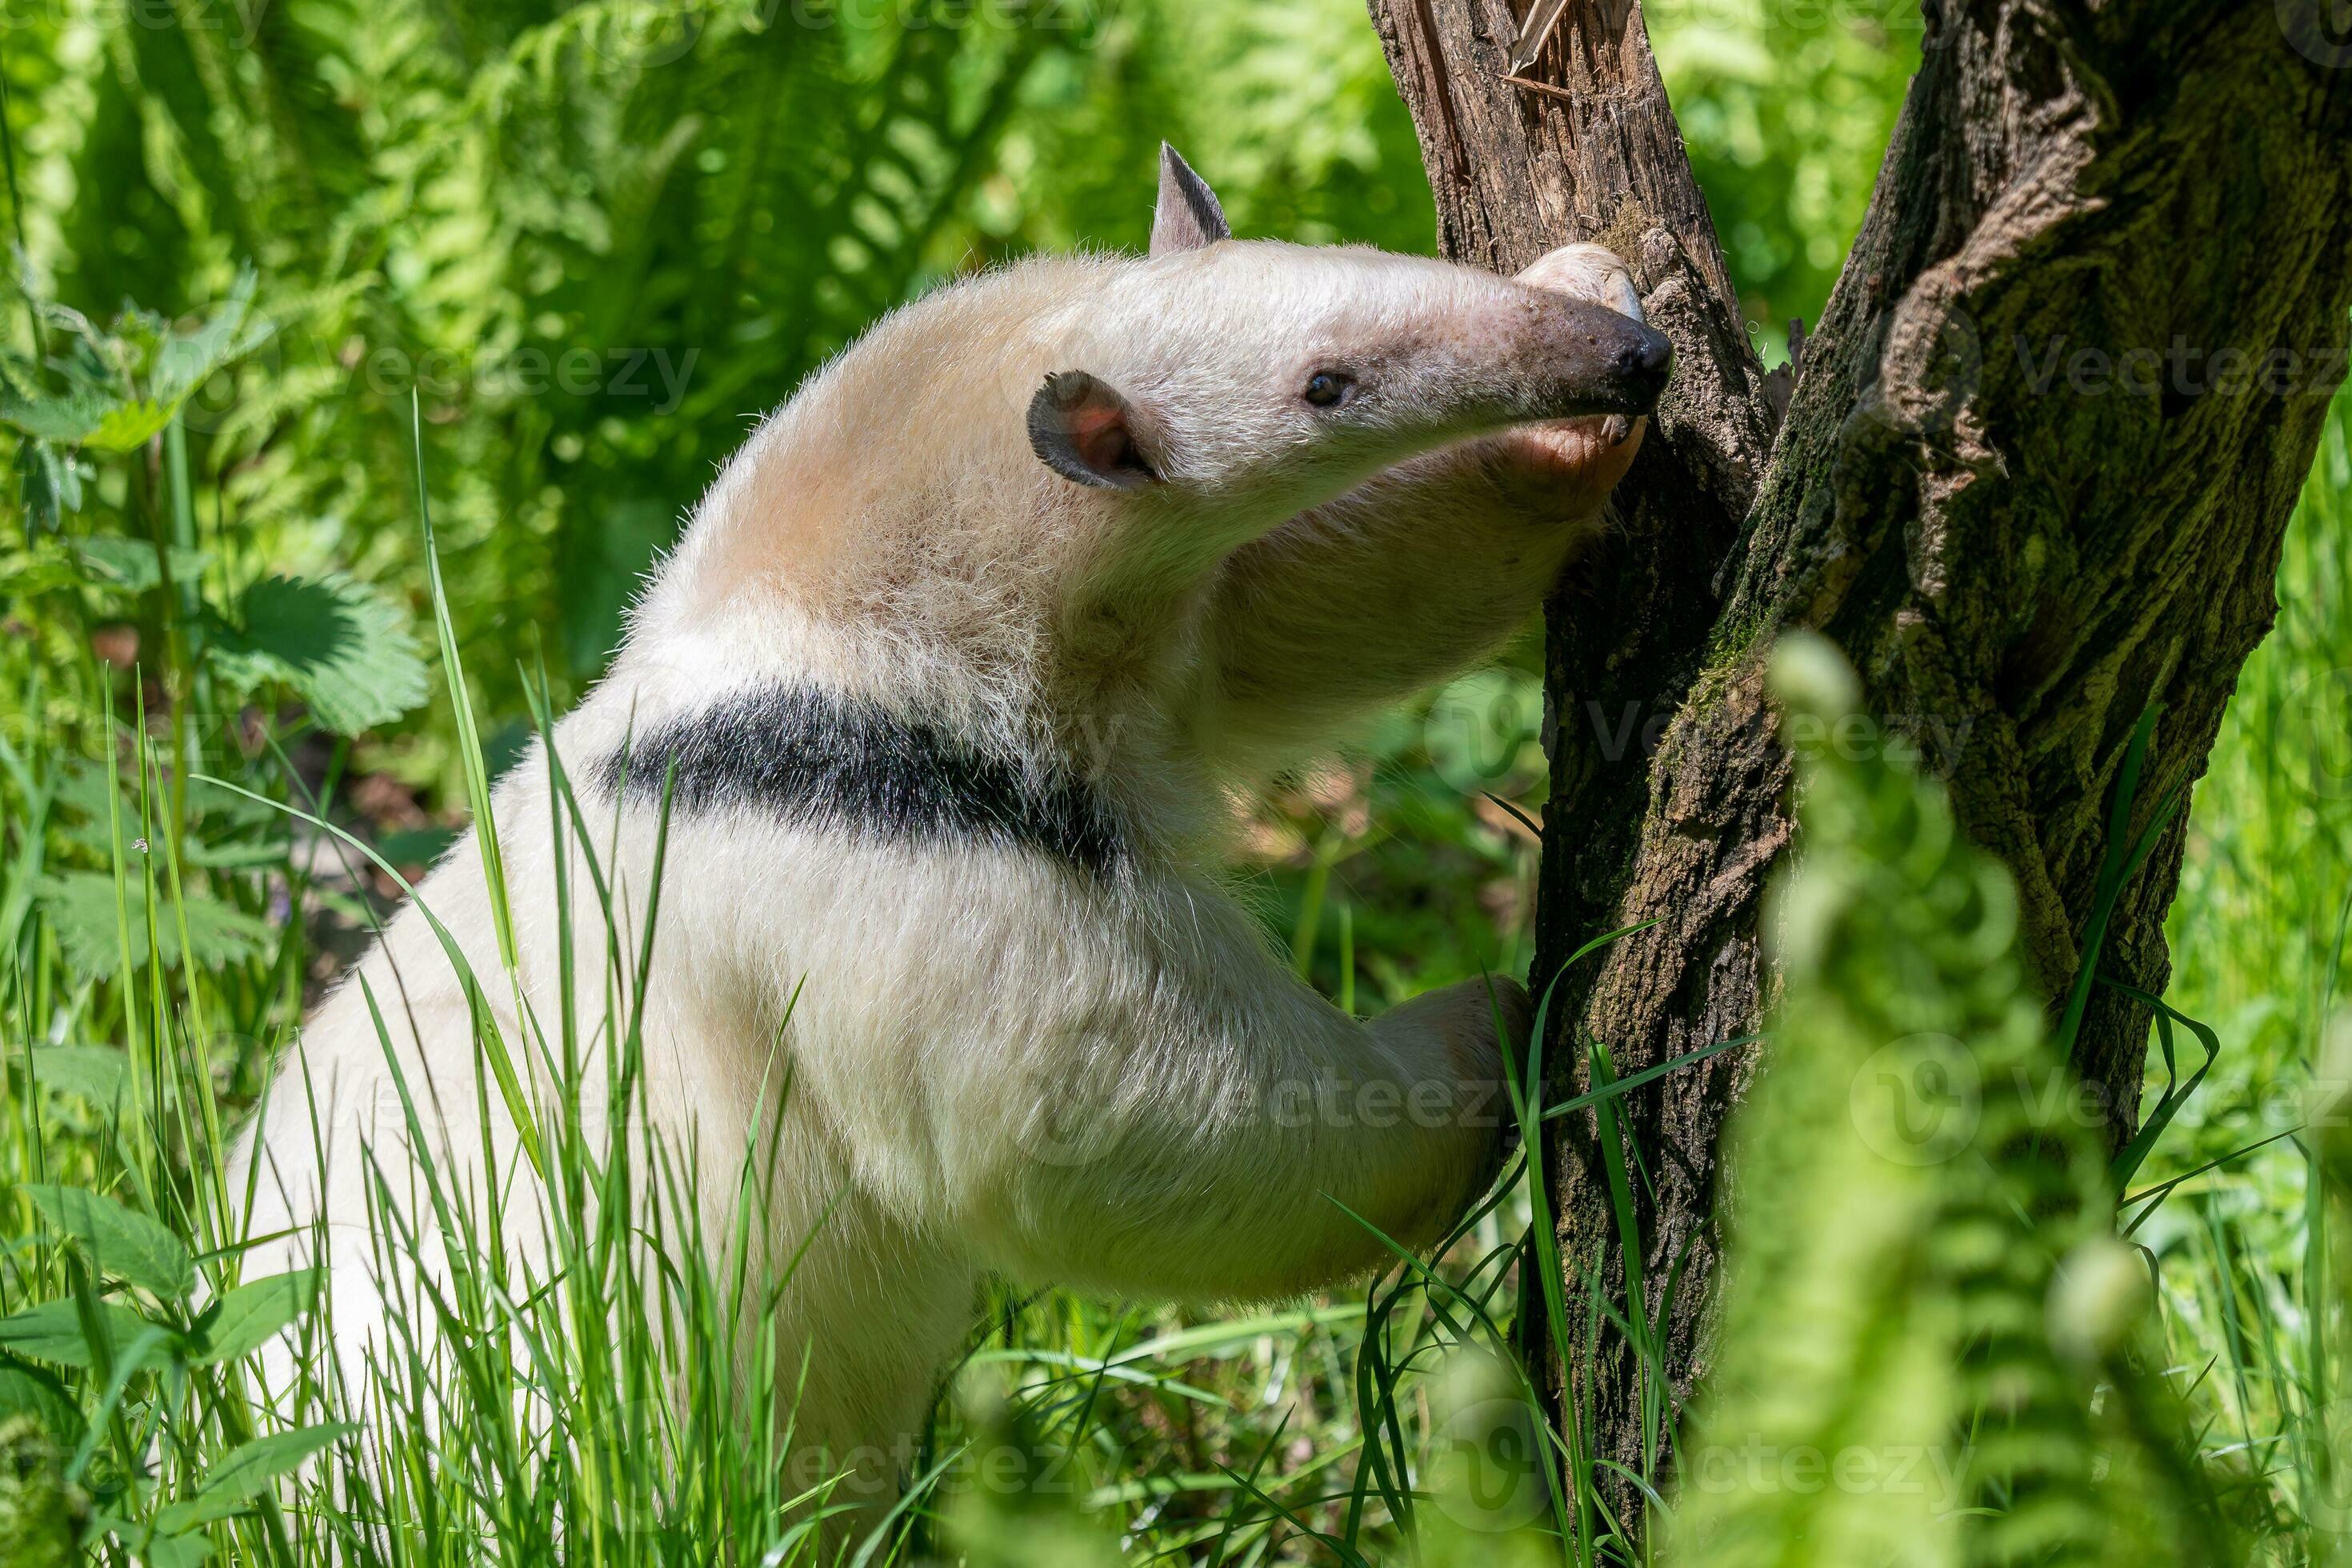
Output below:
[1366,0,2352,1516]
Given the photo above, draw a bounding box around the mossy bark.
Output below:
[1366,0,2352,1505]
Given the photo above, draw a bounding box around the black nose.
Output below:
[1616,329,1674,386]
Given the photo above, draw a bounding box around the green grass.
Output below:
[1,400,2347,1565]
[0,2,2346,1560]
[2147,406,2352,1563]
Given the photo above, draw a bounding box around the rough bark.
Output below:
[1367,0,2352,1514]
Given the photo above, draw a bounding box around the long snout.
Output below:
[1510,292,1675,420]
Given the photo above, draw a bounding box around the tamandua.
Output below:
[238,144,1670,1516]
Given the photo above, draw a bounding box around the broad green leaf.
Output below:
[21,1046,130,1114]
[191,1272,318,1365]
[20,1184,195,1298]
[0,1299,160,1370]
[0,1356,86,1446]
[207,573,429,735]
[14,440,88,530]
[153,1423,354,1532]
[63,536,211,593]
[0,384,115,445]
[139,1530,214,1568]
[0,543,86,597]
[76,398,173,454]
[34,872,274,982]
[0,272,266,469]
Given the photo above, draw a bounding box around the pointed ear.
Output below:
[1027,371,1159,491]
[1150,143,1231,257]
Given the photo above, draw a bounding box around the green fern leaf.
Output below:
[75,398,174,454]
[33,872,274,982]
[1665,636,2235,1568]
[206,572,430,735]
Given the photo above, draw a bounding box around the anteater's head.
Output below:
[658,146,1670,711]
[1022,146,1671,565]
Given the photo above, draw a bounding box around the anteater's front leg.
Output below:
[932,875,1525,1302]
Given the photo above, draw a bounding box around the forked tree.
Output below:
[1363,0,2352,1496]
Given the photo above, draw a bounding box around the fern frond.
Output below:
[1665,636,2238,1568]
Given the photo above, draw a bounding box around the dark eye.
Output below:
[1303,370,1354,408]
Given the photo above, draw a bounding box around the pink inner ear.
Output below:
[1066,398,1135,474]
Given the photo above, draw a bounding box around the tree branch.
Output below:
[1370,0,2352,1508]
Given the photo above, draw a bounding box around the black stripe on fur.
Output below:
[594,686,1125,877]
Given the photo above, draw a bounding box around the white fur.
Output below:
[236,223,1654,1520]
